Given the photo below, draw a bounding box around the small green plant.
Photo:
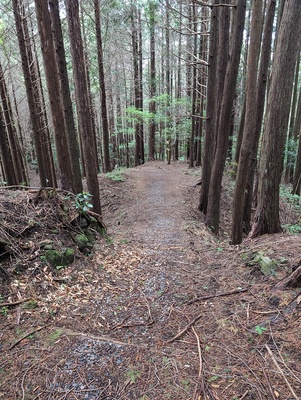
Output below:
[75,192,93,214]
[181,379,190,390]
[1,306,8,316]
[254,325,267,335]
[127,369,140,383]
[283,223,301,234]
[105,170,125,182]
[48,328,64,345]
[208,375,220,382]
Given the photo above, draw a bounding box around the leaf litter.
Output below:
[0,161,300,399]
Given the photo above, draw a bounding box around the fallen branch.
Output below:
[9,325,48,350]
[186,287,248,305]
[56,327,146,348]
[164,312,203,344]
[192,326,206,400]
[265,344,299,400]
[0,298,33,307]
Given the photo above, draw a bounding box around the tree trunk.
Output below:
[0,60,27,185]
[250,0,301,238]
[65,0,101,215]
[198,0,219,213]
[34,0,74,191]
[205,0,246,233]
[292,87,301,194]
[131,5,142,167]
[48,0,83,194]
[243,0,276,226]
[0,105,17,185]
[138,9,145,164]
[285,53,300,183]
[13,0,56,187]
[94,0,111,173]
[231,0,264,245]
[189,2,197,169]
[148,0,156,160]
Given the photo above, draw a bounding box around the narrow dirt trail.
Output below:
[108,161,197,248]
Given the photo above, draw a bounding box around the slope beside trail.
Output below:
[1,161,301,400]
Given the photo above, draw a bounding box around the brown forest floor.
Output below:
[0,161,301,400]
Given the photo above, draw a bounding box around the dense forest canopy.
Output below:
[0,0,301,244]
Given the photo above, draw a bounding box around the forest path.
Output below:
[107,161,197,248]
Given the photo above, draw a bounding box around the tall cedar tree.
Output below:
[94,0,111,173]
[174,0,183,161]
[0,60,27,184]
[205,0,246,233]
[0,103,17,185]
[292,87,301,194]
[165,0,172,165]
[34,0,74,191]
[285,53,300,184]
[48,0,83,194]
[188,2,197,168]
[12,0,56,187]
[242,0,276,230]
[64,0,101,214]
[198,0,219,213]
[250,0,301,237]
[148,0,156,160]
[231,0,264,245]
[138,10,145,164]
[131,5,143,167]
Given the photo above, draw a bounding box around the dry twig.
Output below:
[164,312,204,344]
[56,326,146,348]
[192,326,206,400]
[186,287,248,305]
[265,344,300,400]
[9,325,48,350]
[0,298,33,307]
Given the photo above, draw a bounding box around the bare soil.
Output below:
[1,161,301,400]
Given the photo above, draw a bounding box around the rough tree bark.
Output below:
[0,104,17,185]
[13,0,56,187]
[48,0,83,194]
[198,0,219,213]
[231,0,264,245]
[250,0,301,237]
[205,0,246,233]
[94,0,111,173]
[0,60,27,184]
[65,0,101,215]
[148,0,156,160]
[34,0,74,191]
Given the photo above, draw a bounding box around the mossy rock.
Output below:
[45,248,74,267]
[45,250,63,267]
[74,233,93,251]
[62,248,75,265]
